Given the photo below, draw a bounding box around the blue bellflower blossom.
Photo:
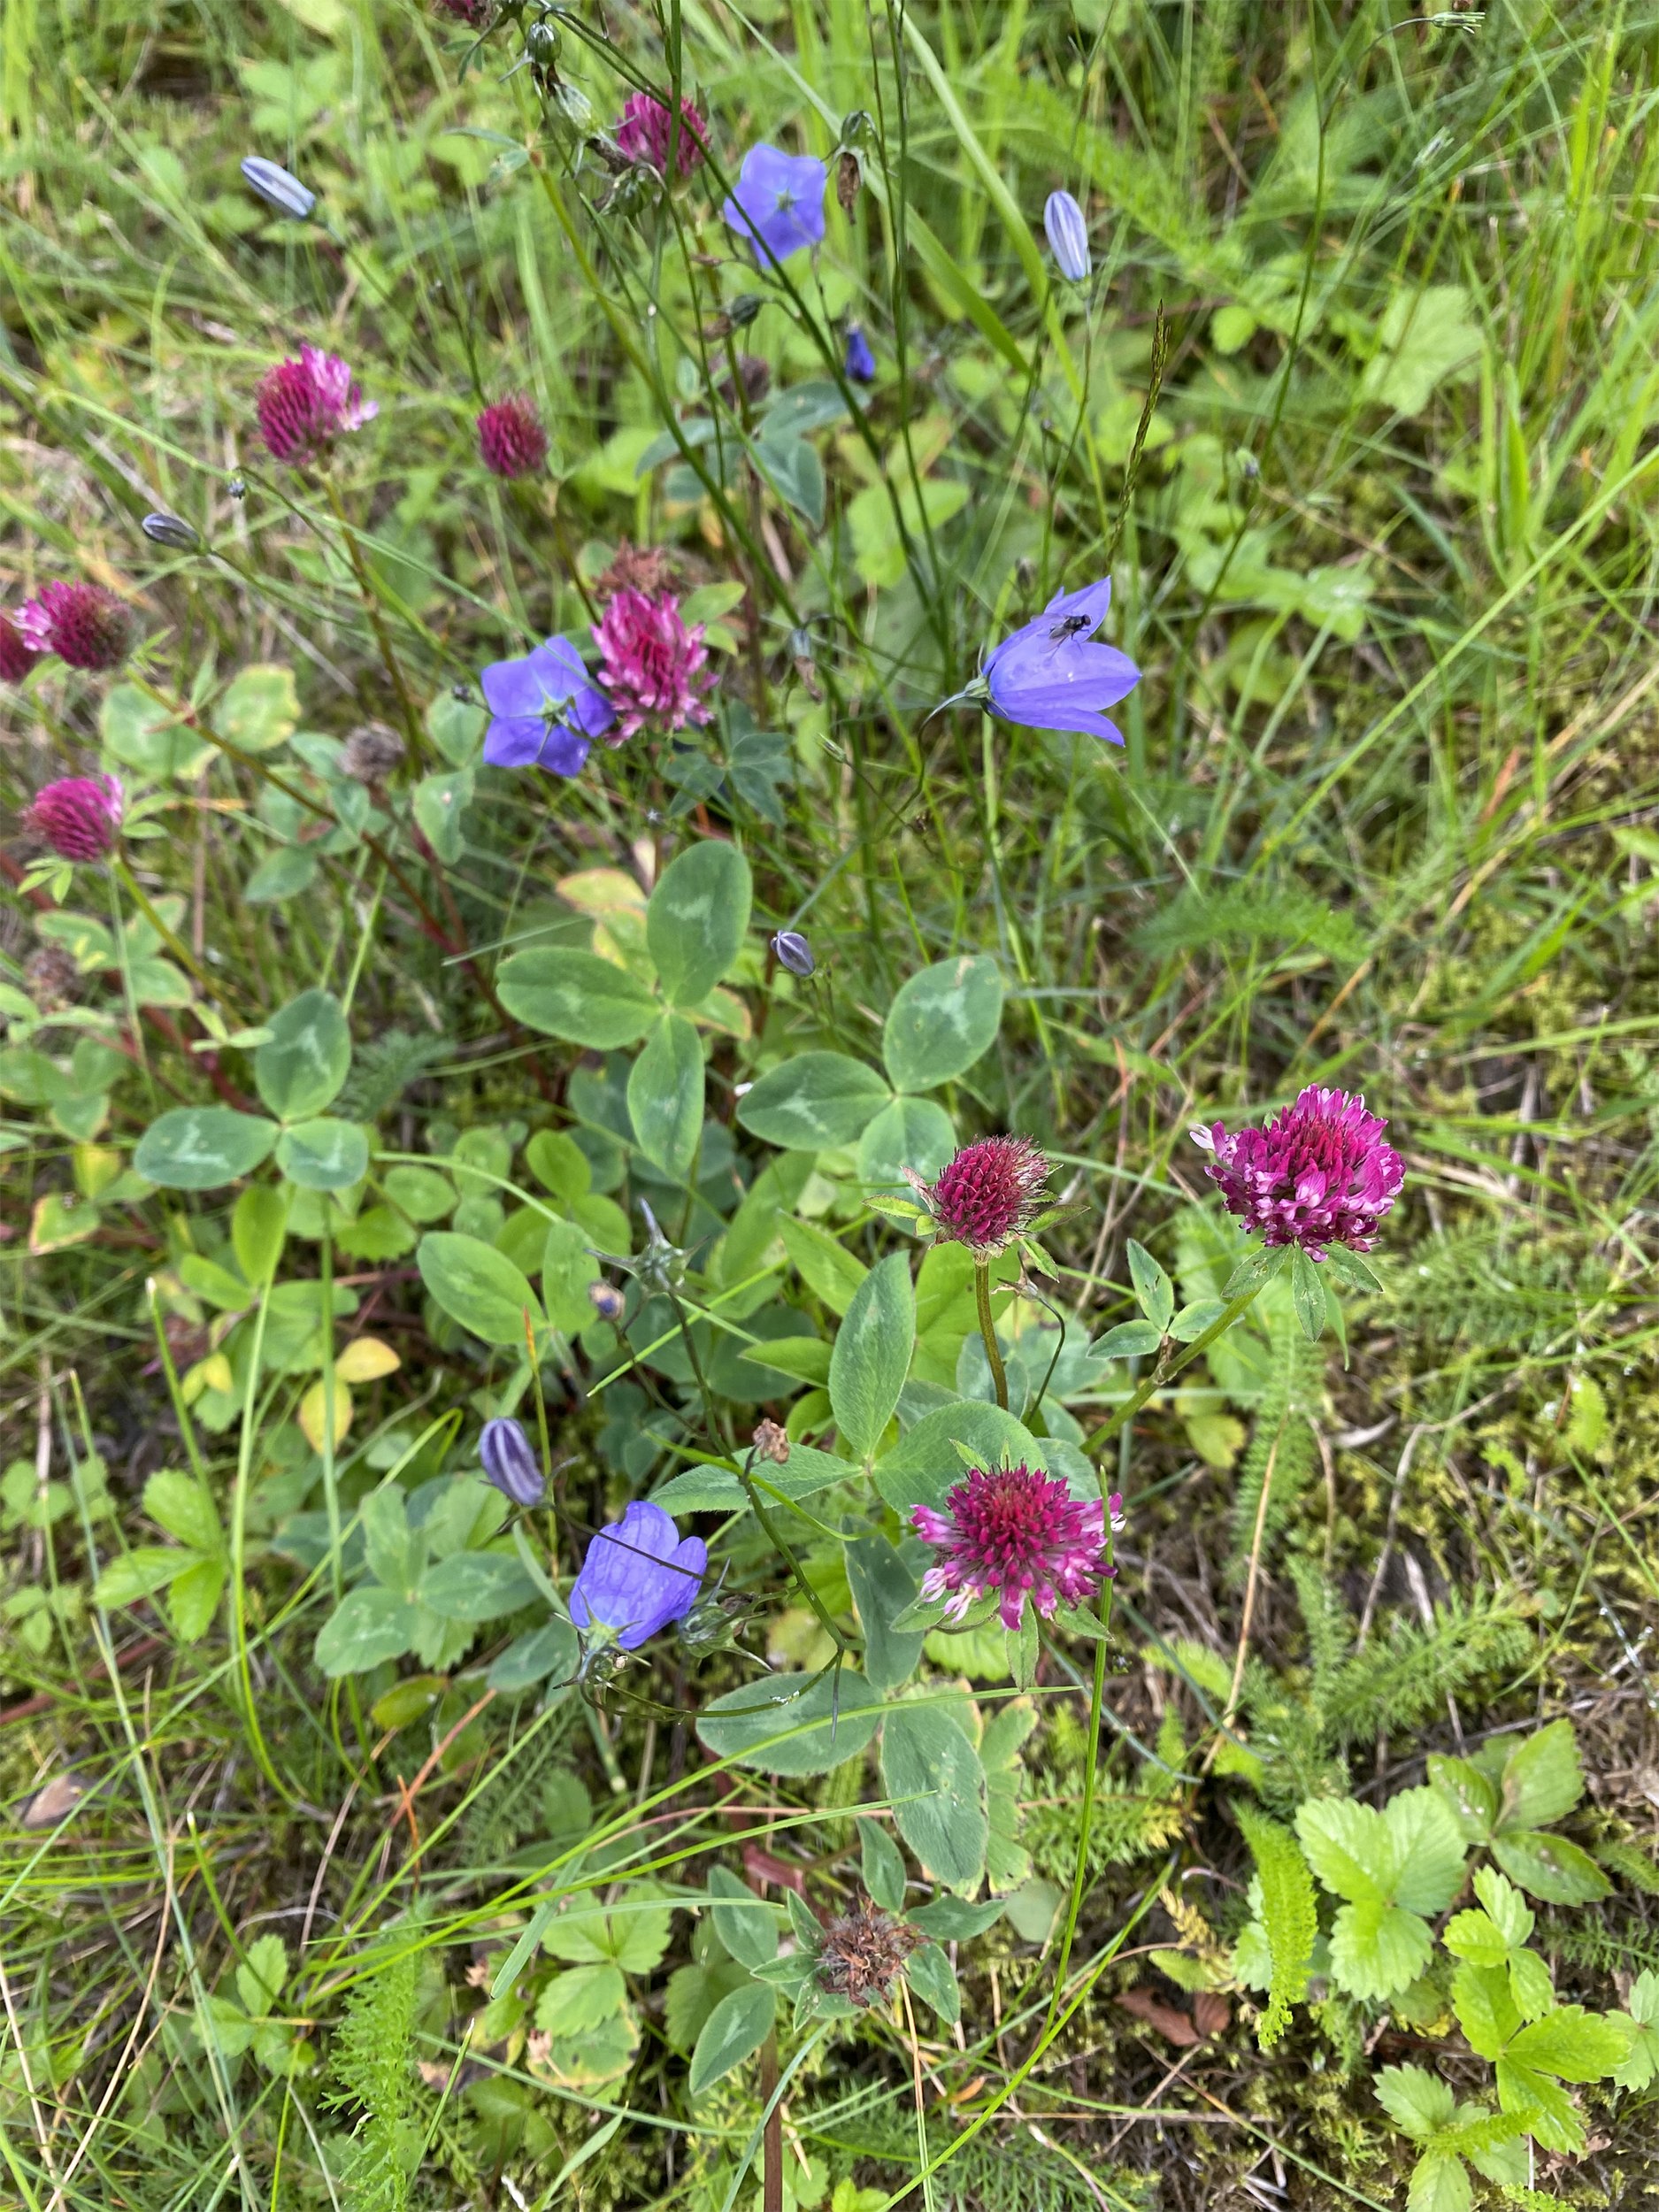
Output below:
[480,635,615,774]
[479,1417,544,1507]
[984,579,1141,746]
[241,156,317,221]
[570,1501,707,1650]
[1043,190,1092,283]
[723,144,827,264]
[844,324,876,384]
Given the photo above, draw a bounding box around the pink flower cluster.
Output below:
[2,584,134,674]
[919,1136,1049,1255]
[593,588,713,741]
[256,344,377,466]
[912,1463,1119,1632]
[1194,1085,1404,1257]
[617,91,709,177]
[26,774,124,861]
[478,394,549,480]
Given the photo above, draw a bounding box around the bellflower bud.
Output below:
[1043,189,1092,283]
[771,929,815,978]
[240,157,317,221]
[142,512,201,551]
[478,1416,545,1507]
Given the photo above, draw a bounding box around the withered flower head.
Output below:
[816,1895,920,2010]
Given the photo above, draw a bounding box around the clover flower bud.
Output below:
[817,1897,920,2009]
[771,930,815,979]
[751,1419,791,1464]
[478,393,549,480]
[141,511,201,551]
[1043,189,1092,282]
[478,1416,544,1507]
[918,1135,1049,1256]
[616,90,708,178]
[240,157,316,220]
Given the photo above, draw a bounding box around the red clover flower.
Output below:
[26,774,124,862]
[592,588,713,741]
[255,344,377,466]
[1194,1085,1404,1258]
[0,613,44,682]
[18,583,135,672]
[916,1135,1049,1256]
[477,394,549,480]
[912,1463,1118,1632]
[616,91,708,177]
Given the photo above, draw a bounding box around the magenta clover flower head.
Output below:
[983,578,1141,747]
[27,774,124,862]
[255,343,377,466]
[912,1463,1113,1632]
[1193,1085,1405,1258]
[844,323,876,385]
[480,635,615,774]
[1043,189,1092,283]
[593,588,713,741]
[919,1134,1050,1256]
[478,1417,543,1507]
[617,91,709,177]
[722,142,827,264]
[0,612,45,682]
[570,1500,707,1651]
[477,393,549,480]
[18,582,136,672]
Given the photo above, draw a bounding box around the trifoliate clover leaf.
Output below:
[1442,1869,1553,2022]
[1613,1969,1659,2091]
[1295,1787,1466,2000]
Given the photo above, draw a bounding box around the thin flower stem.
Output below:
[1087,1285,1264,1489]
[522,1304,559,1578]
[320,475,427,769]
[736,1446,853,1662]
[1205,1414,1287,1771]
[974,1257,1009,1411]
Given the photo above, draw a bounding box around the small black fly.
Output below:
[1047,613,1093,644]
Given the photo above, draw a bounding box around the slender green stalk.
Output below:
[973,1256,1010,1410]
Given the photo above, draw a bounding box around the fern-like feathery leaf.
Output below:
[1237,1804,1317,2047]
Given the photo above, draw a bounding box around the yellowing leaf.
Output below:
[334,1335,401,1383]
[299,1378,353,1452]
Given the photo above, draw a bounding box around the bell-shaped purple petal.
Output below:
[981,576,1141,746]
[570,1501,707,1650]
[723,144,828,264]
[480,633,614,776]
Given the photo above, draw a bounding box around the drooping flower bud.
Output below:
[240,156,317,220]
[771,930,815,978]
[1043,189,1092,283]
[478,1416,544,1507]
[141,511,201,551]
[26,775,124,862]
[844,324,876,385]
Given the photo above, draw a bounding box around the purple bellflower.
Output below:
[723,143,827,264]
[480,635,615,773]
[569,1501,706,1650]
[844,323,876,384]
[479,1417,544,1507]
[1043,190,1092,283]
[982,578,1141,746]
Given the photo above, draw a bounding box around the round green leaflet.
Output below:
[417,1231,545,1347]
[275,1118,369,1191]
[255,989,351,1121]
[736,1051,891,1149]
[697,1669,883,1775]
[645,840,751,1007]
[881,956,1003,1093]
[134,1107,278,1191]
[496,947,658,1048]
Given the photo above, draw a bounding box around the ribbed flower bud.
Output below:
[1043,189,1092,283]
[142,512,201,551]
[478,1417,544,1507]
[771,930,815,978]
[240,157,317,220]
